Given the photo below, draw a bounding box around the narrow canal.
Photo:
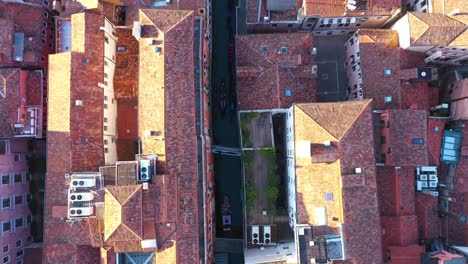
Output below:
[211,0,243,239]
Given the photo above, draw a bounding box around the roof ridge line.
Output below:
[238,37,275,66]
[295,104,338,141]
[337,99,372,140]
[165,10,194,34]
[120,185,142,205]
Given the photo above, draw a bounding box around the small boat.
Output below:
[222,194,232,232]
[219,80,227,118]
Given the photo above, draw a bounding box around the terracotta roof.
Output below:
[431,0,468,14]
[296,100,370,140]
[114,29,138,99]
[44,12,107,263]
[0,18,14,63]
[377,167,415,217]
[355,29,432,110]
[0,68,42,138]
[386,110,428,167]
[407,12,467,46]
[138,9,202,263]
[236,33,317,110]
[0,2,44,65]
[304,0,400,17]
[104,185,143,243]
[140,9,192,33]
[294,99,382,263]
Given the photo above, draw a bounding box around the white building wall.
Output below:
[285,107,296,229]
[344,32,363,100]
[391,15,411,49]
[102,19,117,165]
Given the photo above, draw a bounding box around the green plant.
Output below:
[248,112,260,119]
[240,114,253,148]
[243,150,254,169]
[245,183,257,213]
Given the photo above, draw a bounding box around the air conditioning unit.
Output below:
[419,174,428,181]
[140,159,151,181]
[69,191,94,202]
[69,206,94,217]
[252,225,259,244]
[429,175,437,181]
[263,225,271,244]
[71,178,96,188]
[429,181,438,188]
[420,182,428,188]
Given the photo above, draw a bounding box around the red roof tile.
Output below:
[114,29,138,100]
[381,110,429,167]
[137,9,203,263]
[427,118,445,166]
[0,2,44,65]
[377,167,415,217]
[44,12,107,263]
[415,192,439,239]
[0,68,42,138]
[382,215,419,247]
[354,29,433,110]
[236,33,317,110]
[294,100,383,263]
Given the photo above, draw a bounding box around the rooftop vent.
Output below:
[75,100,83,106]
[354,167,362,174]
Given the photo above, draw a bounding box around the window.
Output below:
[104,117,108,123]
[14,174,22,184]
[2,245,9,253]
[325,192,334,201]
[80,137,87,143]
[43,11,48,18]
[26,215,31,225]
[16,250,23,258]
[287,24,293,28]
[25,174,30,182]
[104,36,109,44]
[285,89,292,97]
[412,138,424,145]
[104,103,108,109]
[117,46,126,52]
[42,21,47,28]
[2,256,9,264]
[104,126,108,131]
[104,140,108,145]
[2,221,11,233]
[104,148,108,153]
[2,198,10,209]
[104,73,108,79]
[15,218,23,228]
[1,175,9,185]
[279,47,288,54]
[271,24,277,28]
[384,96,392,103]
[15,240,21,248]
[13,154,21,162]
[14,195,23,206]
[104,60,108,66]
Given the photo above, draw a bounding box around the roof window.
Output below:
[117,46,126,52]
[279,47,288,54]
[384,96,392,103]
[412,138,424,145]
[285,89,292,97]
[384,69,392,75]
